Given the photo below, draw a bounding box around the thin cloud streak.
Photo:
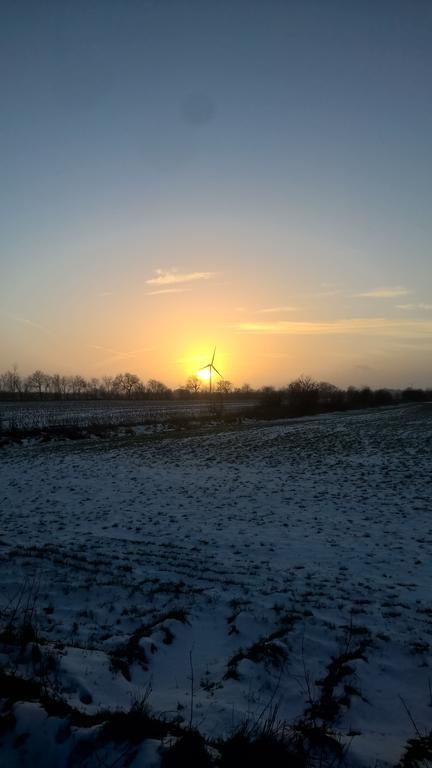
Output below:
[233,318,432,337]
[89,344,154,367]
[396,303,432,311]
[146,269,215,286]
[2,310,54,336]
[356,286,410,298]
[146,287,192,296]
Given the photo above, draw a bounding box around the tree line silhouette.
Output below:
[0,367,430,416]
[0,366,237,401]
[255,376,431,418]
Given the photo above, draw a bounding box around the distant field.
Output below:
[0,399,255,431]
[0,404,431,767]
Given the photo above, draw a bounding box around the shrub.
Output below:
[161,730,213,768]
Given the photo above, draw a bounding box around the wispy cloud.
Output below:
[396,303,432,311]
[2,310,54,336]
[89,344,153,367]
[232,317,432,337]
[146,269,215,286]
[146,287,192,296]
[355,286,410,298]
[257,305,298,314]
[89,344,127,355]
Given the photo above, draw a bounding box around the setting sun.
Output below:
[197,368,211,381]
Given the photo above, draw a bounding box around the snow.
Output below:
[0,399,253,431]
[0,404,431,766]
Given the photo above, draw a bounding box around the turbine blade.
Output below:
[212,365,222,377]
[211,347,216,365]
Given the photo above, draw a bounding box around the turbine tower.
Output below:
[199,347,222,394]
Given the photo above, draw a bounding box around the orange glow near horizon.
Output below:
[178,343,228,382]
[4,281,431,391]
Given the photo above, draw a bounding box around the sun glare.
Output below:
[197,368,211,381]
[181,344,227,384]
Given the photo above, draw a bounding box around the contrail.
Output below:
[2,310,54,336]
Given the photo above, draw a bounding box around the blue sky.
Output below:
[1,0,432,386]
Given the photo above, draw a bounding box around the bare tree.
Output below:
[27,370,47,400]
[186,375,201,394]
[287,375,319,413]
[89,377,100,398]
[71,375,87,397]
[50,373,62,399]
[113,372,141,398]
[216,379,233,395]
[147,379,170,399]
[59,376,69,398]
[318,381,344,408]
[1,365,22,397]
[101,376,114,397]
[122,372,141,398]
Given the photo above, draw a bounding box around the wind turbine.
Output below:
[199,347,222,394]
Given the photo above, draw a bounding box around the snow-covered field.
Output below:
[0,399,254,431]
[0,405,431,767]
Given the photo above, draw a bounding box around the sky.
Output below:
[1,0,432,388]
